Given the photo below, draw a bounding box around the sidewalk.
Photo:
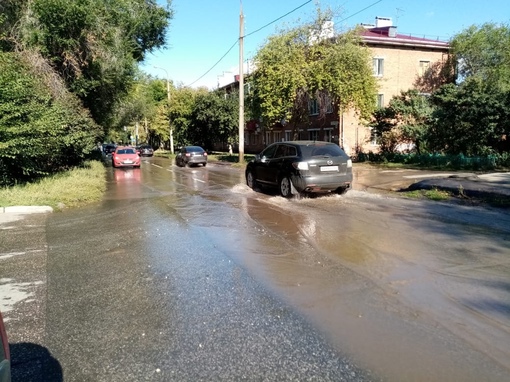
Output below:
[405,172,510,199]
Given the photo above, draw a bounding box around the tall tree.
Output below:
[251,8,377,132]
[428,82,510,155]
[370,90,434,154]
[189,91,238,150]
[13,0,173,126]
[451,23,510,91]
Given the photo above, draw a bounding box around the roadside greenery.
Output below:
[357,152,510,171]
[250,8,377,133]
[369,22,510,161]
[0,0,173,186]
[0,52,102,186]
[0,160,106,209]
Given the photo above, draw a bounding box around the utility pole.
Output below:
[238,2,245,164]
[154,66,174,154]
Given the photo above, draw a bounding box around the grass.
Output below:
[402,188,452,201]
[0,160,107,210]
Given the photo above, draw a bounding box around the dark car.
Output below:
[102,144,117,156]
[176,146,208,167]
[112,146,141,168]
[245,141,352,197]
[137,144,154,157]
[0,310,11,382]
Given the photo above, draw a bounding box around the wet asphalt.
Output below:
[1,160,510,381]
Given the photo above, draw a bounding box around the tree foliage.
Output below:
[7,0,173,126]
[189,91,238,149]
[251,8,377,131]
[370,90,434,154]
[427,81,510,155]
[451,23,510,91]
[0,52,102,186]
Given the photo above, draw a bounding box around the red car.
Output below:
[112,146,141,168]
[0,310,10,382]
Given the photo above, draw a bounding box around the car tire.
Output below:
[335,186,349,195]
[246,170,257,189]
[279,176,292,198]
[202,163,207,167]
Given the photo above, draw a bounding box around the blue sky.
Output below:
[141,0,510,89]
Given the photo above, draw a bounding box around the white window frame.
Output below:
[419,60,431,76]
[376,94,384,108]
[284,130,292,142]
[373,57,384,76]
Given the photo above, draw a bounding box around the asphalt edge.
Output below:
[1,206,53,214]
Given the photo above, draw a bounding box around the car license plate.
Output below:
[320,165,338,172]
[124,160,133,164]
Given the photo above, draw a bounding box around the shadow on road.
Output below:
[10,342,62,382]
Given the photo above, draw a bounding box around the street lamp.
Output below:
[153,66,174,154]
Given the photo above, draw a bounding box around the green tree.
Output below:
[451,23,510,91]
[428,81,510,155]
[370,90,434,154]
[0,52,102,186]
[189,91,238,150]
[13,0,173,126]
[422,23,510,155]
[168,87,202,148]
[250,8,377,133]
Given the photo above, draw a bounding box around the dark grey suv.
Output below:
[245,141,352,197]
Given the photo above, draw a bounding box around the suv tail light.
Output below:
[0,311,10,361]
[347,159,352,168]
[292,162,309,171]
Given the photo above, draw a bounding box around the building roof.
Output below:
[360,26,449,50]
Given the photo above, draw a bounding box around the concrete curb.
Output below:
[1,206,53,214]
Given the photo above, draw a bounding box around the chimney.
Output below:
[375,17,392,28]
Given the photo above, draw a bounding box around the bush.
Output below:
[0,52,102,186]
[355,151,508,170]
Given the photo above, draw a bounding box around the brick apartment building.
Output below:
[221,17,450,156]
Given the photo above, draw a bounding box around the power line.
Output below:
[186,0,312,87]
[245,0,312,38]
[186,40,238,87]
[186,0,383,87]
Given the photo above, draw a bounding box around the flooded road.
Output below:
[2,157,510,381]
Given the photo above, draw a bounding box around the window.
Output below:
[261,143,278,159]
[376,94,384,108]
[274,131,281,142]
[265,131,272,145]
[324,128,333,142]
[284,130,292,141]
[373,58,384,76]
[309,97,333,115]
[370,127,379,145]
[308,129,319,141]
[419,60,430,76]
[309,99,319,115]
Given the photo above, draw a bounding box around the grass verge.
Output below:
[0,160,107,210]
[402,188,452,201]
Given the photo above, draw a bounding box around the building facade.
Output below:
[224,17,450,156]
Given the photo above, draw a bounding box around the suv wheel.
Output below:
[279,176,292,198]
[246,170,257,189]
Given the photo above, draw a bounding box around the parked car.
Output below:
[0,310,11,382]
[102,144,117,156]
[245,141,352,197]
[112,146,141,168]
[176,146,208,167]
[137,144,154,157]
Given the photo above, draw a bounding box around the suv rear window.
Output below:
[308,145,345,157]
